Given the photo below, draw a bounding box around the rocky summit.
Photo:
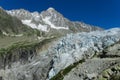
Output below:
[0,7,120,80]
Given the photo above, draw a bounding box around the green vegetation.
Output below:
[0,41,38,55]
[0,36,37,49]
[0,36,55,56]
[50,59,85,80]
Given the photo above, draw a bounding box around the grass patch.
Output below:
[0,37,56,56]
[0,41,38,56]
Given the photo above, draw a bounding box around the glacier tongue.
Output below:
[48,28,120,79]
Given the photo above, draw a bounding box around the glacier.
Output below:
[47,28,120,79]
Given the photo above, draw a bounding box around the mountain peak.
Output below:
[47,7,56,12]
[6,7,103,33]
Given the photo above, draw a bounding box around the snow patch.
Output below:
[21,20,48,32]
[32,62,40,66]
[2,31,23,37]
[22,20,36,28]
[47,7,55,12]
[2,31,9,36]
[38,24,48,32]
[43,17,69,30]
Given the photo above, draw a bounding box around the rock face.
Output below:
[0,28,120,80]
[0,38,54,80]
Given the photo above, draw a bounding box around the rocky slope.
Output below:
[0,7,40,37]
[0,28,120,80]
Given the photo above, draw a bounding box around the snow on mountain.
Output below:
[7,8,69,32]
[47,28,120,79]
[7,9,33,20]
[42,17,69,30]
[6,7,103,33]
[21,20,48,32]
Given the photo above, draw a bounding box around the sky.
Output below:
[0,0,120,29]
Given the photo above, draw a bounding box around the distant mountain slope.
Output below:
[7,7,103,34]
[0,8,41,37]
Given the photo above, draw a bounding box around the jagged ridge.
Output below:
[7,7,103,34]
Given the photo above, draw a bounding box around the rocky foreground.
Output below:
[0,28,120,80]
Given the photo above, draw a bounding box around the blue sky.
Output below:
[0,0,120,29]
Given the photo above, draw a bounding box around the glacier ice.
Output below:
[48,28,120,79]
